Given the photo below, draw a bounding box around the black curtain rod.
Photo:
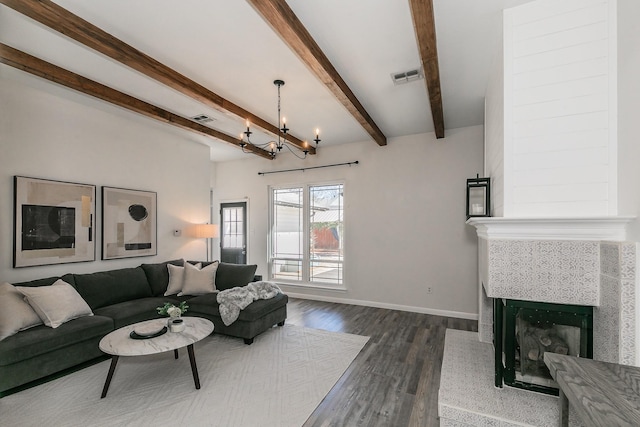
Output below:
[258,161,359,176]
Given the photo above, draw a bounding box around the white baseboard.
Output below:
[285,292,479,321]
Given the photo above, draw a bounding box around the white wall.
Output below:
[213,126,484,318]
[617,0,640,242]
[484,41,505,217]
[617,0,640,365]
[502,0,618,217]
[0,66,212,283]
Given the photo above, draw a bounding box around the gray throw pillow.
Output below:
[215,262,258,291]
[180,261,220,296]
[141,259,184,296]
[165,261,201,296]
[17,279,93,328]
[0,282,43,341]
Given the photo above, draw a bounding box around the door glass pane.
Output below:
[309,184,343,284]
[222,206,244,249]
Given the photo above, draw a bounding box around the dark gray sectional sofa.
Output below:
[0,259,288,396]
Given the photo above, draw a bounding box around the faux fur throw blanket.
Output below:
[216,281,282,326]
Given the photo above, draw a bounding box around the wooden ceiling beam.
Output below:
[409,0,445,139]
[0,0,313,155]
[0,43,274,160]
[247,0,387,147]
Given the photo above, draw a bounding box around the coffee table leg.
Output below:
[101,355,119,398]
[174,349,179,359]
[187,344,200,389]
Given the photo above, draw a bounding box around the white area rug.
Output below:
[1,325,369,427]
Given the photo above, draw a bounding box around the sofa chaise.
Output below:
[0,259,288,397]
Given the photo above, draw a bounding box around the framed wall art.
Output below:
[14,176,96,268]
[102,186,157,260]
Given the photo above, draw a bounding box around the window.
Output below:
[269,183,344,286]
[222,205,244,249]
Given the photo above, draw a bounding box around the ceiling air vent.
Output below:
[191,114,215,123]
[391,68,423,85]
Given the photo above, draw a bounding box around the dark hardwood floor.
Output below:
[286,298,478,427]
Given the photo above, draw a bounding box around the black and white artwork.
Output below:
[14,176,96,267]
[102,186,157,260]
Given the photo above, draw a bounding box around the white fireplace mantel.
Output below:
[469,215,639,368]
[466,216,636,241]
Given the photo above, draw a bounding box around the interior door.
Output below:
[220,202,247,264]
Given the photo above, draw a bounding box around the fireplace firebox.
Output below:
[494,299,593,395]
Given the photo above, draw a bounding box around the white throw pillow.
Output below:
[165,261,202,296]
[17,279,93,328]
[179,261,220,296]
[0,282,43,341]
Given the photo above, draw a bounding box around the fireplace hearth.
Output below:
[494,299,593,395]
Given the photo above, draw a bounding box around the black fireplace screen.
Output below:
[494,299,593,395]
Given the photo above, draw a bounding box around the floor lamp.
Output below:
[194,224,219,262]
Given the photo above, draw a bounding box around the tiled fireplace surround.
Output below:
[438,217,639,425]
[472,217,639,366]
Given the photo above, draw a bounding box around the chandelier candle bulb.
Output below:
[238,79,317,159]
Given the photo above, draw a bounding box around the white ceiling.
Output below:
[0,0,533,161]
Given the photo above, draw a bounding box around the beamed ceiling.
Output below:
[0,0,533,161]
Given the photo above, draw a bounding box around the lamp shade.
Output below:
[193,224,219,239]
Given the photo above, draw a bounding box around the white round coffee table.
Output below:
[98,317,214,398]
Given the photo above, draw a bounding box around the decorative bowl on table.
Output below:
[130,323,167,339]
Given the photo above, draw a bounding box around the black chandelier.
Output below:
[240,79,320,159]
